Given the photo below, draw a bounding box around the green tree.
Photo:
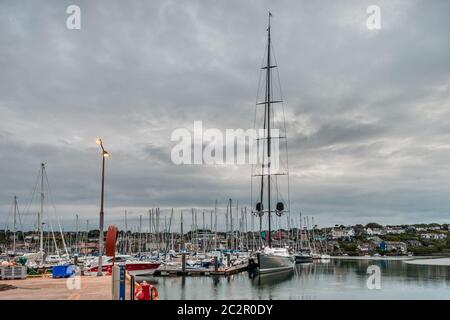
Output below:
[366,223,382,229]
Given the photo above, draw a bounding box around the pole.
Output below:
[229,198,233,250]
[202,210,205,252]
[13,196,17,254]
[97,151,106,276]
[75,214,79,254]
[149,209,153,253]
[180,210,184,251]
[266,14,272,248]
[225,203,229,249]
[214,200,217,250]
[85,220,89,258]
[39,163,44,264]
[139,215,142,254]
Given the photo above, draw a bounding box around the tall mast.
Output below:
[214,200,217,250]
[235,200,239,250]
[300,211,302,249]
[225,203,229,248]
[210,210,213,251]
[75,214,79,254]
[149,209,152,253]
[266,13,273,247]
[202,210,205,252]
[39,163,45,263]
[229,198,233,249]
[125,210,128,254]
[194,210,198,250]
[13,196,17,254]
[85,219,89,258]
[139,214,142,253]
[180,210,184,251]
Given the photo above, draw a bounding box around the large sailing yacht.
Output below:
[251,12,295,274]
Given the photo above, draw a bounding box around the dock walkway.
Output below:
[153,263,248,277]
[0,275,124,300]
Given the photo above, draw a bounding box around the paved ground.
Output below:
[0,275,127,300]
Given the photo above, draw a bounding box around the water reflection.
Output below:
[252,269,294,287]
[138,259,450,300]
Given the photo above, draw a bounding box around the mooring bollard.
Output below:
[214,256,218,272]
[130,275,135,300]
[182,252,186,273]
[112,264,120,300]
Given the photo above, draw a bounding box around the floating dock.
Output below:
[153,263,248,277]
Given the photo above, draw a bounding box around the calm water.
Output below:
[138,259,450,300]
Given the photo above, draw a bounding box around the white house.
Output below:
[385,227,405,235]
[331,228,355,240]
[420,233,447,240]
[366,228,385,236]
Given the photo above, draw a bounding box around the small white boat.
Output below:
[320,254,331,262]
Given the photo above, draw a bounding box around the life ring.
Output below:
[150,285,159,300]
[135,287,144,300]
[106,266,113,275]
[134,283,159,300]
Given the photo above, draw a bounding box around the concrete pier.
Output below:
[0,275,129,300]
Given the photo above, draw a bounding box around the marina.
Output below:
[1,1,450,303]
[2,257,448,300]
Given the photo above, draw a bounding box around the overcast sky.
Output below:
[1,0,450,231]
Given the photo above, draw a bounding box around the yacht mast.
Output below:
[266,13,273,248]
[214,200,217,250]
[180,210,184,251]
[75,214,79,254]
[139,214,142,253]
[13,196,17,254]
[39,163,45,264]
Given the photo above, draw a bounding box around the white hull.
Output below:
[127,268,158,276]
[258,253,295,274]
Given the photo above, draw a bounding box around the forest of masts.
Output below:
[2,199,324,256]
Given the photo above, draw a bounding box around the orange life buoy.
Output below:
[106,266,112,275]
[134,283,159,300]
[150,285,159,300]
[135,287,144,300]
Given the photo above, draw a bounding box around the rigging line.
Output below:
[272,40,292,217]
[43,166,67,256]
[17,199,23,231]
[22,168,41,229]
[14,199,24,242]
[258,56,268,214]
[266,38,284,210]
[48,218,60,256]
[4,198,13,230]
[251,43,268,211]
